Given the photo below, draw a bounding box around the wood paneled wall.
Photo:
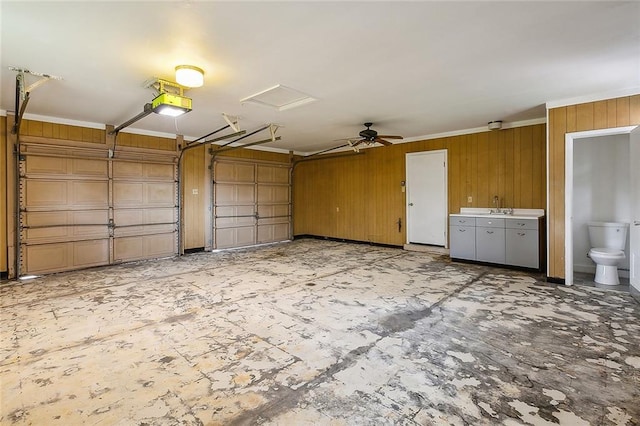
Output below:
[215,148,292,163]
[20,119,177,151]
[1,116,7,274]
[547,95,640,280]
[293,124,546,247]
[182,145,206,250]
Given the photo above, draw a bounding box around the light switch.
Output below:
[467,196,472,203]
[192,189,199,195]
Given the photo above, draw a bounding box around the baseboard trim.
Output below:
[293,234,402,249]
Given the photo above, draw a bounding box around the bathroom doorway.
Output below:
[564,126,639,287]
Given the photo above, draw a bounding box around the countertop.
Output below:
[450,208,545,220]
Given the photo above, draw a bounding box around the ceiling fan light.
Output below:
[175,65,204,88]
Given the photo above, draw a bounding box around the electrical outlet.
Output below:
[467,196,472,203]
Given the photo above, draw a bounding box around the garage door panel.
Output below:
[23,210,108,227]
[113,162,143,179]
[24,180,109,210]
[73,240,110,268]
[24,180,68,208]
[114,208,176,226]
[258,223,290,244]
[113,182,175,207]
[257,204,289,219]
[257,184,289,203]
[23,225,108,243]
[25,156,67,175]
[216,205,255,217]
[216,216,255,228]
[146,182,176,206]
[72,181,110,207]
[215,162,254,183]
[215,227,256,249]
[113,162,175,181]
[257,165,289,184]
[114,224,176,237]
[145,163,175,180]
[25,156,108,178]
[113,182,143,207]
[215,183,255,205]
[24,239,109,274]
[72,159,109,177]
[114,234,176,262]
[215,205,255,227]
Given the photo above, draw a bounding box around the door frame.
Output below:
[564,125,637,286]
[405,149,448,247]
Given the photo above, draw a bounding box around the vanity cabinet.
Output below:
[505,218,539,268]
[475,218,506,264]
[449,217,475,260]
[449,214,543,270]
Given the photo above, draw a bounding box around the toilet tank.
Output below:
[587,222,629,249]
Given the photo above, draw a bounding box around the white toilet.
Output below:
[587,221,629,285]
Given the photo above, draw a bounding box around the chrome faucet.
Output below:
[490,196,513,215]
[491,195,501,214]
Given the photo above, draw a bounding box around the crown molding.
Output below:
[546,87,640,109]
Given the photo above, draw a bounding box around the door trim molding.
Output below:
[564,125,637,286]
[405,149,448,247]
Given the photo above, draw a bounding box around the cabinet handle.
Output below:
[459,228,466,232]
[519,223,526,227]
[487,230,494,234]
[518,232,526,236]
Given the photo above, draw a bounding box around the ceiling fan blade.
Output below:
[377,135,403,139]
[375,138,393,146]
[351,139,365,147]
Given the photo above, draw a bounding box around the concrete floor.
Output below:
[1,239,639,425]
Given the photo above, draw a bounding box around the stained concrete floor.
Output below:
[1,239,639,425]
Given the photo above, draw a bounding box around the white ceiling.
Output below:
[1,1,639,154]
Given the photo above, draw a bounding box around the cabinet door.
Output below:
[449,226,475,260]
[476,227,505,264]
[506,228,539,268]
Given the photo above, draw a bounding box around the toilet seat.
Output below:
[589,248,625,258]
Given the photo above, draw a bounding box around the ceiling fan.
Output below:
[347,122,403,147]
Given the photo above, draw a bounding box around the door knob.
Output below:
[634,220,640,226]
[408,203,414,206]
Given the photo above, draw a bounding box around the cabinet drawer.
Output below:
[475,217,504,228]
[450,216,475,226]
[506,218,538,230]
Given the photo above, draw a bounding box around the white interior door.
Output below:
[406,150,447,246]
[630,126,640,292]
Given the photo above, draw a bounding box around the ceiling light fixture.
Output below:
[175,65,204,87]
[488,120,503,131]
